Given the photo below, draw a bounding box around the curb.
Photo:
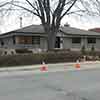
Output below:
[0,61,100,72]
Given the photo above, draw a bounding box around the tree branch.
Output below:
[67,10,86,15]
[52,0,63,27]
[25,0,38,12]
[37,0,45,24]
[11,3,41,17]
[25,0,41,17]
[0,2,10,7]
[43,0,50,24]
[60,0,77,19]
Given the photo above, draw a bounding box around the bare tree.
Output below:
[80,0,100,16]
[0,0,99,50]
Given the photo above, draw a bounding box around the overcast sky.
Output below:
[0,13,100,34]
[0,15,100,33]
[0,0,100,33]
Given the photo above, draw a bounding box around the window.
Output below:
[55,37,60,48]
[24,36,32,44]
[72,37,81,43]
[87,38,96,43]
[32,36,40,44]
[16,36,32,44]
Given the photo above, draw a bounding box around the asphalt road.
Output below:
[0,68,100,100]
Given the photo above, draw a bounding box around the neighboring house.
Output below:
[89,28,100,33]
[0,24,100,55]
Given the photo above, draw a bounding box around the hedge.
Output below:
[0,50,100,67]
[0,51,81,67]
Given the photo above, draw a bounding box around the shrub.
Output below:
[81,45,86,54]
[91,45,95,52]
[90,45,95,56]
[0,51,81,67]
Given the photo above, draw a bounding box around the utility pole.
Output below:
[20,17,22,28]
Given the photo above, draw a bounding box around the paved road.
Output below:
[0,68,100,100]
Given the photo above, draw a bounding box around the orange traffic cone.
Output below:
[75,60,80,69]
[40,61,48,72]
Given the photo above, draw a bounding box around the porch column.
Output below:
[81,37,87,51]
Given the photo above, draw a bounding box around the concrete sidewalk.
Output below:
[0,61,100,72]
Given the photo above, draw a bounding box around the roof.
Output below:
[60,26,100,36]
[0,24,45,38]
[1,24,100,38]
[15,24,45,33]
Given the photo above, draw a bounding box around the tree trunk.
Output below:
[43,23,59,51]
[47,31,56,51]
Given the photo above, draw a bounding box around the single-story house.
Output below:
[0,24,100,55]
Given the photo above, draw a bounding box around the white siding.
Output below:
[62,37,100,51]
[63,37,71,49]
[40,37,47,50]
[0,37,14,48]
[96,38,100,49]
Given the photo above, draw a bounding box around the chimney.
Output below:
[64,23,70,27]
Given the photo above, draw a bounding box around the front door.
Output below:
[55,37,60,48]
